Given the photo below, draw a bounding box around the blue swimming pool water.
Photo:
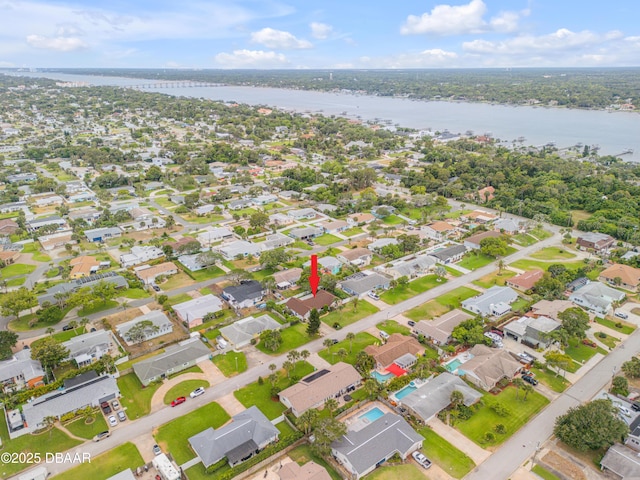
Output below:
[371,371,394,383]
[445,358,463,372]
[395,384,417,400]
[359,407,385,423]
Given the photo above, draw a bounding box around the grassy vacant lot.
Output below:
[530,247,576,261]
[0,416,81,478]
[54,443,143,480]
[116,373,161,419]
[596,317,636,335]
[1,263,36,277]
[381,275,443,305]
[78,300,118,316]
[381,214,404,225]
[256,322,312,355]
[183,265,226,282]
[473,269,516,288]
[160,272,196,290]
[418,427,475,478]
[166,292,193,306]
[456,386,549,447]
[405,286,480,321]
[512,233,538,246]
[318,332,379,365]
[322,301,379,329]
[530,227,552,240]
[288,444,343,480]
[212,351,248,376]
[7,277,26,286]
[565,337,607,366]
[155,402,230,464]
[376,319,411,335]
[291,240,313,250]
[120,287,150,299]
[234,361,314,419]
[367,464,425,480]
[343,226,365,237]
[458,252,496,271]
[532,464,562,480]
[509,258,585,272]
[314,233,342,246]
[163,379,210,405]
[65,413,109,439]
[530,366,570,393]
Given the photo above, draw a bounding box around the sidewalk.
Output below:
[427,417,491,465]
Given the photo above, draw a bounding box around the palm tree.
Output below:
[497,259,505,275]
[351,296,360,312]
[336,348,348,363]
[45,327,55,336]
[268,373,278,387]
[346,332,356,353]
[450,389,464,409]
[300,350,310,362]
[522,383,534,401]
[296,409,319,435]
[268,363,277,373]
[120,300,129,311]
[283,360,294,378]
[79,317,90,332]
[68,320,78,334]
[324,398,338,416]
[364,379,380,399]
[512,377,525,400]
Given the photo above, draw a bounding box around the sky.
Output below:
[1,0,640,69]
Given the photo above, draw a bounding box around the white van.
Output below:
[379,330,389,340]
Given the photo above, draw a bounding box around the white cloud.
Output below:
[359,48,459,68]
[310,22,332,39]
[401,0,527,36]
[250,28,312,49]
[26,35,88,51]
[214,49,289,68]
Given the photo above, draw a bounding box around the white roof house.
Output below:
[173,294,224,328]
[461,286,518,317]
[569,281,626,315]
[116,310,173,346]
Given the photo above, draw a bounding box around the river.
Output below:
[5,71,640,161]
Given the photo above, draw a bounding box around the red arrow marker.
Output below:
[309,254,320,297]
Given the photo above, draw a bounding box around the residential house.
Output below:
[0,350,45,391]
[569,281,626,315]
[400,372,482,423]
[279,461,331,480]
[228,199,253,211]
[422,221,458,241]
[371,205,396,218]
[367,238,398,251]
[337,248,373,267]
[22,374,120,432]
[7,173,37,183]
[116,310,173,346]
[197,227,234,246]
[506,270,544,292]
[626,416,640,451]
[287,208,319,220]
[289,226,324,241]
[413,309,472,346]
[195,204,216,216]
[277,190,300,201]
[220,314,282,348]
[37,272,128,306]
[32,194,64,207]
[600,443,640,479]
[188,406,280,468]
[461,286,519,317]
[69,256,100,279]
[346,212,375,225]
[262,232,294,251]
[279,362,361,417]
[273,268,303,289]
[178,254,211,272]
[286,291,338,320]
[120,245,164,267]
[0,219,19,235]
[456,344,522,391]
[476,186,495,203]
[528,300,575,321]
[576,232,615,253]
[222,280,265,309]
[463,230,503,250]
[331,413,423,479]
[320,219,348,234]
[304,256,342,275]
[253,194,278,205]
[0,250,20,265]
[461,210,498,224]
[67,191,96,203]
[339,272,391,296]
[62,330,117,367]
[269,213,294,226]
[134,262,178,285]
[0,201,27,214]
[167,237,201,256]
[503,316,561,348]
[133,337,212,386]
[365,334,423,371]
[217,240,262,260]
[173,294,224,328]
[381,253,435,280]
[315,203,338,214]
[39,230,76,251]
[27,216,66,232]
[494,218,521,234]
[429,244,467,264]
[599,264,640,292]
[67,207,101,225]
[84,226,121,242]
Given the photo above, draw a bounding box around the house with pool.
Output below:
[445,344,522,391]
[365,333,423,375]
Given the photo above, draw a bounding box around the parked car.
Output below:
[93,431,111,442]
[490,329,504,338]
[152,284,161,292]
[368,291,380,300]
[171,396,186,407]
[108,415,118,427]
[522,375,538,386]
[407,320,416,327]
[111,400,120,411]
[581,338,597,348]
[190,387,205,398]
[614,311,629,319]
[117,411,127,422]
[62,325,73,331]
[412,451,432,469]
[631,401,640,412]
[153,444,162,456]
[328,339,339,345]
[100,401,112,414]
[617,405,632,417]
[379,330,390,340]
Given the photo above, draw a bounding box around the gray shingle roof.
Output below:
[133,338,211,384]
[220,314,281,346]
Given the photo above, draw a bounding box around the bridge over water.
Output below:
[124,81,220,89]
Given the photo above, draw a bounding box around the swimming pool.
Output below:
[359,407,385,423]
[395,384,417,400]
[445,358,463,372]
[371,371,394,383]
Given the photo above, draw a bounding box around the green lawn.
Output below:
[366,464,425,480]
[180,214,225,224]
[381,215,404,226]
[405,286,480,321]
[166,292,193,306]
[473,269,516,288]
[314,233,342,246]
[159,272,196,290]
[596,317,636,335]
[291,240,313,250]
[418,427,475,478]
[234,361,314,419]
[376,319,411,335]
[509,259,585,272]
[380,275,443,305]
[444,265,464,277]
[252,267,276,281]
[564,337,607,366]
[343,227,365,237]
[458,252,497,270]
[321,301,379,329]
[1,263,36,277]
[212,351,248,377]
[512,233,538,247]
[532,464,562,480]
[318,332,379,365]
[6,277,26,286]
[116,373,161,419]
[530,247,576,261]
[54,443,143,480]
[31,328,81,348]
[596,332,620,349]
[155,402,230,464]
[0,416,81,478]
[120,287,150,299]
[65,413,109,439]
[163,379,210,405]
[530,227,552,240]
[167,365,203,379]
[78,300,118,316]
[183,264,226,281]
[456,386,549,446]
[530,366,570,393]
[288,444,343,480]
[256,322,312,355]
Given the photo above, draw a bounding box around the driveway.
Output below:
[427,418,491,465]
